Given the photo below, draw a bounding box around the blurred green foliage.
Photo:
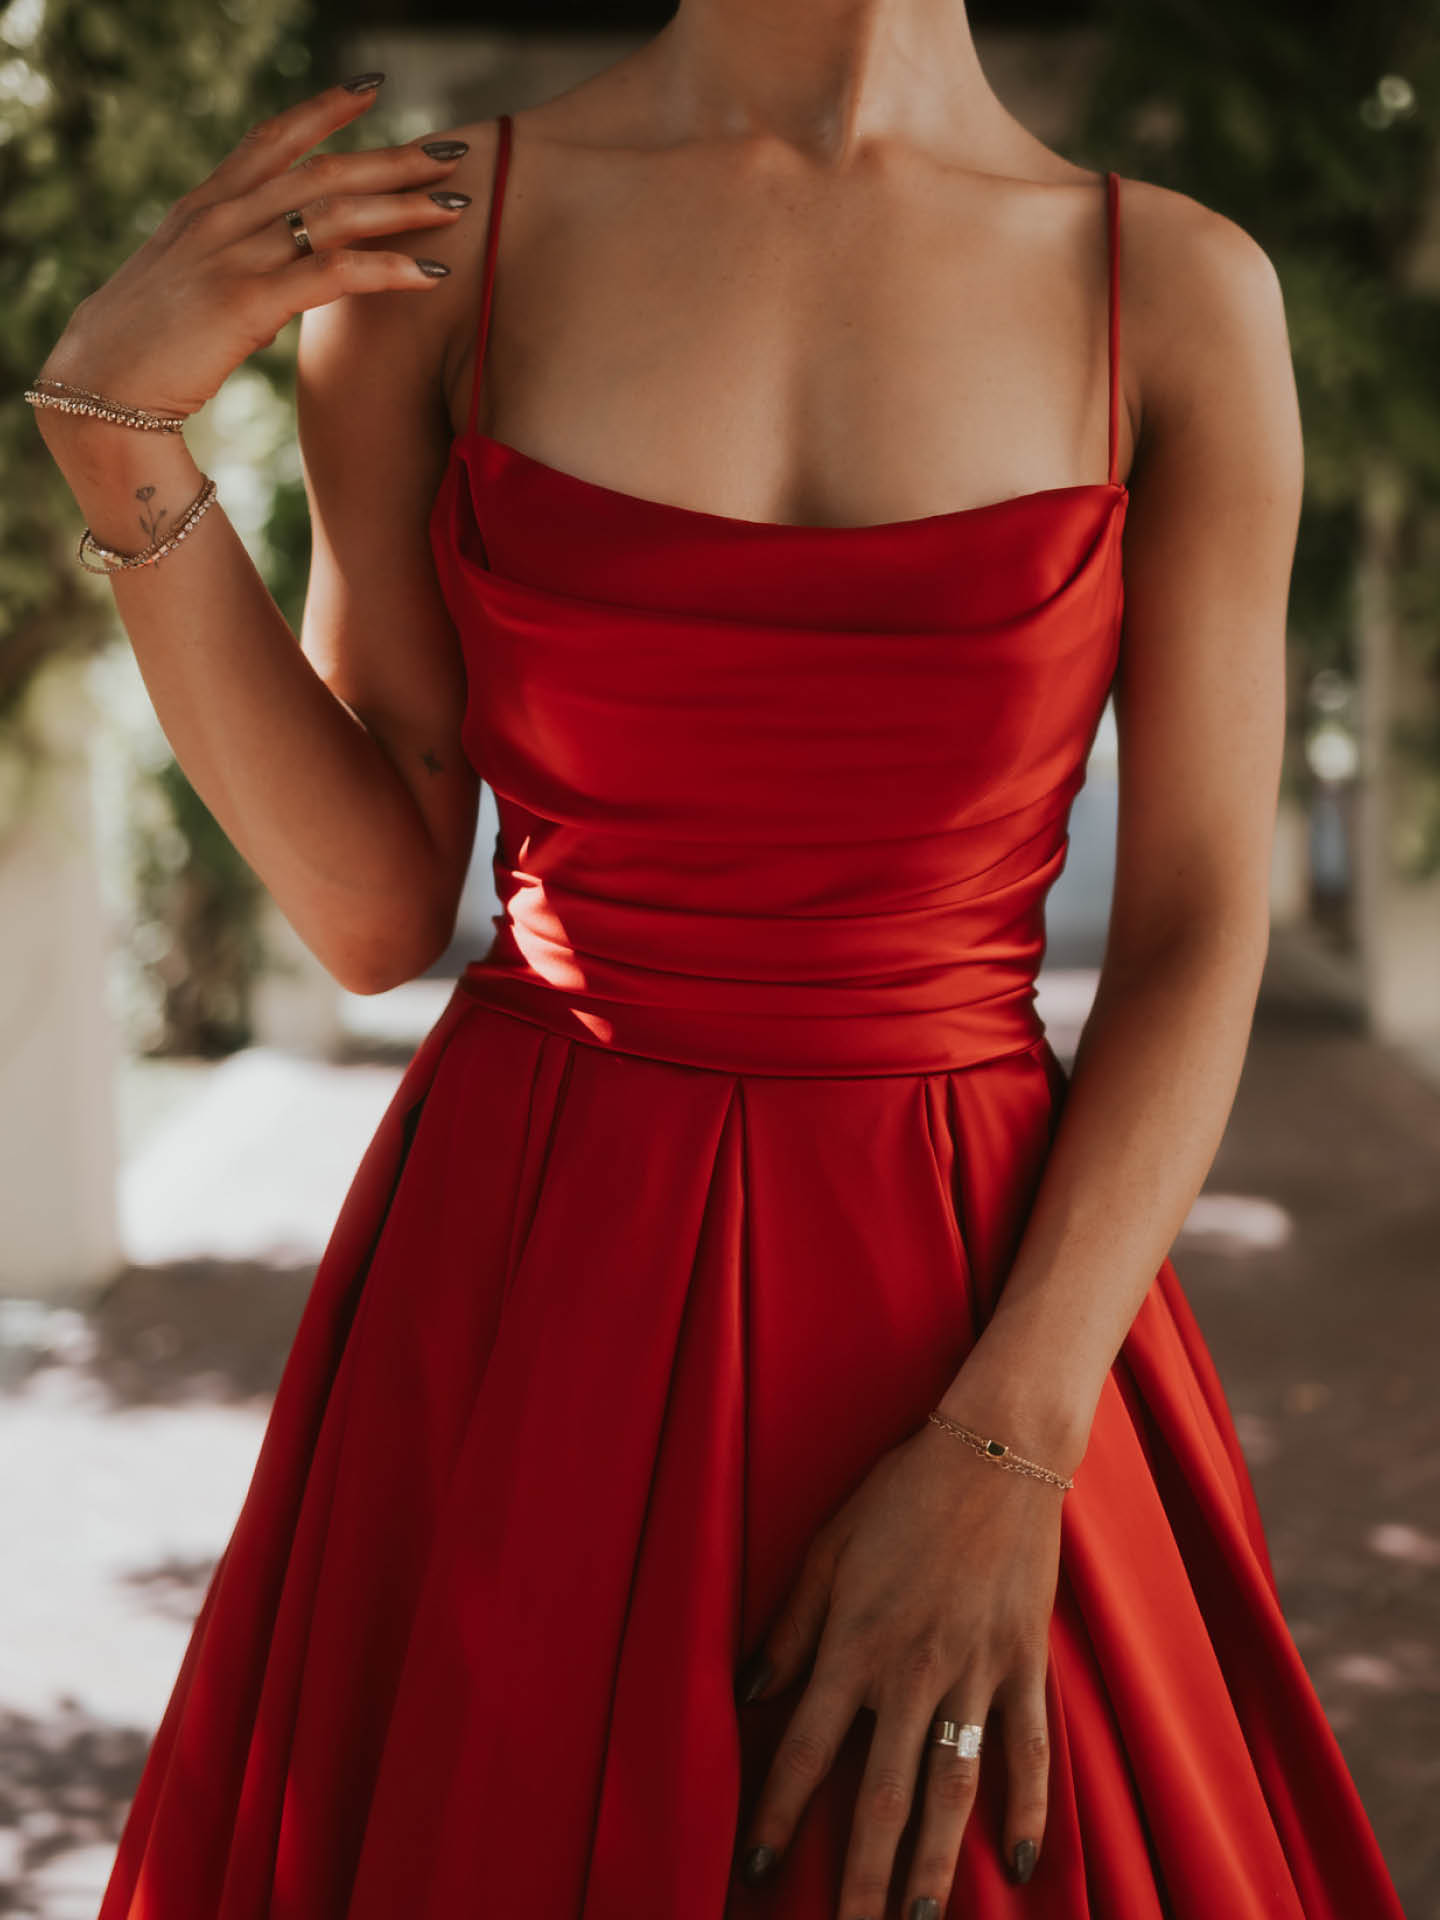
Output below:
[1,0,316,718]
[129,754,273,1054]
[0,0,317,1049]
[1078,0,1440,872]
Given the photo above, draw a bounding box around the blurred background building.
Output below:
[1,0,1438,1912]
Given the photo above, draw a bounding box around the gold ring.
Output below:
[283,207,313,255]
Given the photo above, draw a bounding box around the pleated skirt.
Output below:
[97,985,1405,1919]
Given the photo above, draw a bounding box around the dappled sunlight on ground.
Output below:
[0,1331,274,1915]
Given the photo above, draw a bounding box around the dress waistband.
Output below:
[455,942,1049,1080]
[449,796,1072,1078]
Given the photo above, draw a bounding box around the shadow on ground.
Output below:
[0,1261,314,1917]
[1,1258,315,1410]
[0,1701,151,1914]
[1176,992,1440,1918]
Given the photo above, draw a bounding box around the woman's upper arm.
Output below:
[1107,181,1305,965]
[292,120,502,915]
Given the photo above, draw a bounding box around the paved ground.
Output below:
[0,939,1435,1916]
[1172,950,1440,1918]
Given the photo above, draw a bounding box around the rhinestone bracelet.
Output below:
[77,474,219,575]
[926,1410,1075,1491]
[25,373,192,434]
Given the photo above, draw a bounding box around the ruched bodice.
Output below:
[428,432,1127,1075]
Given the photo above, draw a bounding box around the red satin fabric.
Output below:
[99,118,1406,1920]
[442,431,1125,1078]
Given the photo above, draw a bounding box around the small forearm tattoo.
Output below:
[135,483,170,544]
[420,748,444,775]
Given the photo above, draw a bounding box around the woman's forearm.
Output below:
[936,911,1271,1477]
[40,411,454,992]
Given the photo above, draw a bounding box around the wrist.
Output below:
[37,410,192,473]
[934,1335,1097,1481]
[36,398,198,464]
[37,415,206,554]
[31,355,201,475]
[35,325,203,421]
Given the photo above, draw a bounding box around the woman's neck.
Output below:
[649,0,1006,163]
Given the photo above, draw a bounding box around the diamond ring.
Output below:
[930,1718,984,1758]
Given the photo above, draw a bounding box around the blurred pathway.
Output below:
[1173,940,1440,1918]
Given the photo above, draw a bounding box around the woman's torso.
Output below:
[425,112,1129,1080]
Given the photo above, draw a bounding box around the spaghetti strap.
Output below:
[1105,168,1122,487]
[465,112,514,439]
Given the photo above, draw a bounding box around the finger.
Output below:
[737,1526,842,1705]
[167,136,472,263]
[737,1648,868,1884]
[235,138,474,248]
[249,246,455,333]
[996,1665,1050,1885]
[225,184,472,276]
[902,1679,994,1918]
[194,77,389,204]
[836,1659,940,1920]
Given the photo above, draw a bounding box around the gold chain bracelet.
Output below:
[78,474,219,575]
[24,374,192,434]
[926,1410,1075,1491]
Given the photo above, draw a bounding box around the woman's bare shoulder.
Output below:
[1112,175,1293,463]
[294,113,508,461]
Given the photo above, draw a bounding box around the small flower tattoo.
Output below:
[135,484,169,543]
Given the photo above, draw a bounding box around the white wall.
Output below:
[0,660,121,1300]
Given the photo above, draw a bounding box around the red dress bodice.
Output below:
[426,121,1128,1077]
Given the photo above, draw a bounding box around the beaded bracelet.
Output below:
[77,474,219,575]
[24,373,192,434]
[926,1410,1075,1491]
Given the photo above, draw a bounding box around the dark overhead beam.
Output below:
[321,0,1095,30]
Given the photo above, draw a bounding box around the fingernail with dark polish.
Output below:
[1013,1837,1038,1883]
[340,72,385,92]
[911,1900,941,1920]
[421,139,469,160]
[428,191,471,210]
[741,1844,777,1883]
[414,258,451,278]
[735,1650,772,1705]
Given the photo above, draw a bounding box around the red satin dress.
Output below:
[99,117,1406,1920]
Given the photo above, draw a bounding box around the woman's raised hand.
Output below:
[735,1420,1065,1917]
[36,74,473,423]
